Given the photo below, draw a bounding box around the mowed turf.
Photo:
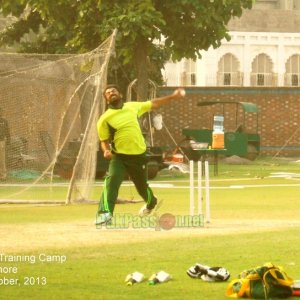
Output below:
[1,227,300,300]
[0,157,300,299]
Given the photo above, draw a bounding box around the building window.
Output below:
[190,73,196,85]
[285,54,300,86]
[292,74,299,86]
[181,59,196,86]
[217,53,241,86]
[251,54,275,86]
[223,73,231,85]
[257,74,265,86]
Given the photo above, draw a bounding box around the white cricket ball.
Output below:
[180,89,186,97]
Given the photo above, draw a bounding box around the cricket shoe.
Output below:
[138,197,158,217]
[95,212,112,226]
[138,205,153,217]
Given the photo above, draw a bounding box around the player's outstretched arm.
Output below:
[151,88,185,109]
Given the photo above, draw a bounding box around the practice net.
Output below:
[0,30,116,204]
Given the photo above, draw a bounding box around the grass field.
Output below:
[1,157,300,299]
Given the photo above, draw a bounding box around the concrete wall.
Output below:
[228,9,300,33]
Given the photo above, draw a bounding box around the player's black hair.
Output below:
[103,84,121,99]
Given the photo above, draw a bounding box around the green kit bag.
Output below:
[226,262,294,299]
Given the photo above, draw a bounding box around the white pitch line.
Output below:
[1,182,300,189]
[229,185,245,189]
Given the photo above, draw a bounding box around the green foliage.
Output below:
[0,0,253,91]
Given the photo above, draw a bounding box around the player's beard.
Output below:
[108,95,123,109]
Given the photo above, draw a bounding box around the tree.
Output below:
[0,0,253,98]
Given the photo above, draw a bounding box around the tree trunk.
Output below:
[134,36,149,101]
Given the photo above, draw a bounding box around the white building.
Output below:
[162,0,300,87]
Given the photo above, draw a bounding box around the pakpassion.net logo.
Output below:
[97,213,204,230]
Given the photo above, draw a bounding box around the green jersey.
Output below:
[97,101,152,155]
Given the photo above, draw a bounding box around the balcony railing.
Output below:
[180,72,196,86]
[284,73,300,86]
[250,73,277,87]
[217,72,243,86]
[164,71,297,87]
